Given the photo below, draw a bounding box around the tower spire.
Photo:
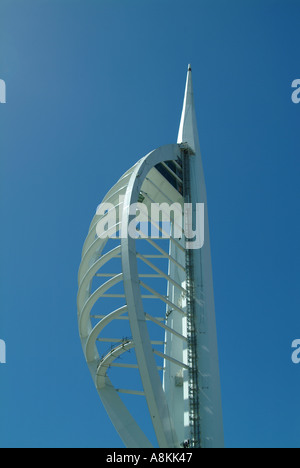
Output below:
[177,64,200,155]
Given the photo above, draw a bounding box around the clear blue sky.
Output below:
[0,0,299,448]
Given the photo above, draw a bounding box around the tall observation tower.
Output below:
[77,65,224,448]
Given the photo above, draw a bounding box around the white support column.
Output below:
[178,65,224,448]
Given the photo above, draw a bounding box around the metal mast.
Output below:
[182,146,201,447]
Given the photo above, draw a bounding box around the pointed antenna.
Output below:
[177,64,200,154]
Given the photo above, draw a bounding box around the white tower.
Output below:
[77,65,224,448]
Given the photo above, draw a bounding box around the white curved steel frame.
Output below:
[77,66,224,449]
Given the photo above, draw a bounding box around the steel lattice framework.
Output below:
[77,66,224,449]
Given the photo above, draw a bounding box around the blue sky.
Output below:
[0,0,300,448]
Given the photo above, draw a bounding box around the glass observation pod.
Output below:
[77,66,224,449]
